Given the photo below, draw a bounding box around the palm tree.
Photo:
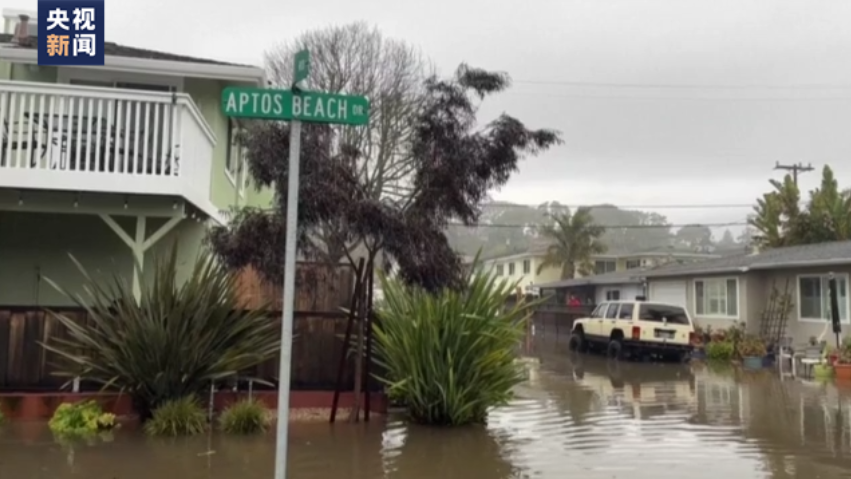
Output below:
[536,207,607,279]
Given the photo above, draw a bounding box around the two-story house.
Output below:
[481,243,718,300]
[0,10,274,306]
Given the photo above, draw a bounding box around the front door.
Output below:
[599,303,620,339]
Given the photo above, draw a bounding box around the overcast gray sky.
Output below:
[52,0,851,227]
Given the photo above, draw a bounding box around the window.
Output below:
[522,259,531,274]
[605,304,619,319]
[591,304,607,318]
[695,278,738,318]
[625,259,642,270]
[638,303,691,325]
[618,303,634,319]
[495,264,504,276]
[594,260,617,275]
[508,262,515,275]
[605,290,621,301]
[798,274,849,322]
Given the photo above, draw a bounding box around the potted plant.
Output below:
[691,325,706,360]
[738,336,767,369]
[826,345,840,366]
[834,338,851,381]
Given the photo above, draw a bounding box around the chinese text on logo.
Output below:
[38,0,105,65]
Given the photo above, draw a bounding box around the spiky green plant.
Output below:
[372,262,541,426]
[219,398,269,434]
[40,244,281,421]
[144,396,208,437]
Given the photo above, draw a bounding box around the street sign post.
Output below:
[293,49,310,85]
[221,49,370,479]
[221,87,370,125]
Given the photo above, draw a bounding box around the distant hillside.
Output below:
[446,200,748,258]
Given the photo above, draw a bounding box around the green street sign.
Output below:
[221,87,370,126]
[294,49,310,85]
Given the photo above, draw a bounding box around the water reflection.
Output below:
[10,344,851,477]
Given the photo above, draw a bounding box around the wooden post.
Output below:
[363,260,375,422]
[350,259,369,422]
[329,258,365,423]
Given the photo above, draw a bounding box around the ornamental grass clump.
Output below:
[219,398,269,434]
[143,396,208,437]
[373,264,541,426]
[39,244,281,421]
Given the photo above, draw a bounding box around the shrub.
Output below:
[48,400,116,437]
[737,335,767,358]
[219,398,269,434]
[705,341,735,361]
[40,244,281,421]
[372,265,540,426]
[144,396,208,437]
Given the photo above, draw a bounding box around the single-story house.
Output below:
[641,240,851,344]
[537,268,648,306]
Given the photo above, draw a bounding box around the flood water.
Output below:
[5,341,851,478]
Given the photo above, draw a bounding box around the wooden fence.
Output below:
[0,262,382,392]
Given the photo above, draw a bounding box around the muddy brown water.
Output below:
[4,341,851,478]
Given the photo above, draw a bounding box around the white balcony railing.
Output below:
[0,80,216,213]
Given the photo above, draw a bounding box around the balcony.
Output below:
[0,80,216,216]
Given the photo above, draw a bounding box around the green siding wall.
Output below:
[0,211,206,307]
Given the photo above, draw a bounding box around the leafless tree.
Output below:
[265,22,430,263]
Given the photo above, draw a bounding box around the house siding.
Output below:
[0,211,205,307]
[649,274,751,333]
[650,264,851,344]
[752,265,851,343]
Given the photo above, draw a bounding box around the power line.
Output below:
[501,90,851,102]
[449,221,750,230]
[480,202,754,210]
[511,79,851,91]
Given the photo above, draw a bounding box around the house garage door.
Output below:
[649,280,687,307]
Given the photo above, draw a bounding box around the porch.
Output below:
[0,80,218,219]
[0,208,206,306]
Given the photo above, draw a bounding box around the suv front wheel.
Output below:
[607,339,623,360]
[568,332,587,353]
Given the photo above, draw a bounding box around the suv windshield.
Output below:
[638,303,690,325]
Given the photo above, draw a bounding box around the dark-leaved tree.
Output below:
[209,64,560,291]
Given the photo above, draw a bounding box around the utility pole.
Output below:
[774,161,814,186]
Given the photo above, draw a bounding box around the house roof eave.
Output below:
[0,46,266,85]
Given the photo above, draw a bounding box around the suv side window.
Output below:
[605,303,619,319]
[591,304,607,318]
[638,303,690,325]
[618,303,634,320]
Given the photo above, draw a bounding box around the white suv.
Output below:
[568,300,696,361]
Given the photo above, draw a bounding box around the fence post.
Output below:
[208,381,215,423]
[72,377,80,393]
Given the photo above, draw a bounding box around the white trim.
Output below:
[58,66,185,91]
[796,273,851,324]
[0,46,265,84]
[224,169,238,188]
[693,276,741,320]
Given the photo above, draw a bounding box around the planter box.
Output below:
[0,391,387,420]
[835,364,851,381]
[742,356,764,370]
[814,364,834,378]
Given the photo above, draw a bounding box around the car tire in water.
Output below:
[606,339,623,360]
[568,333,586,353]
